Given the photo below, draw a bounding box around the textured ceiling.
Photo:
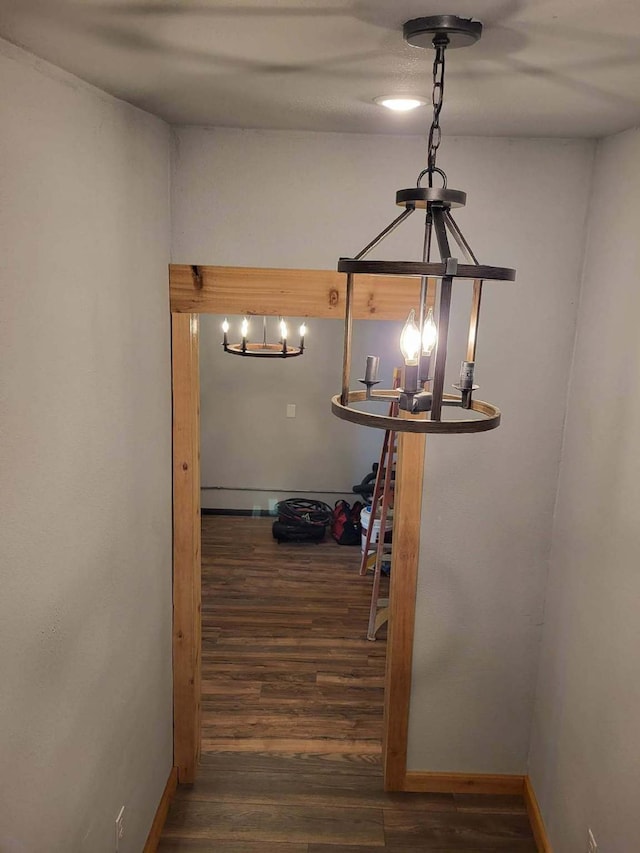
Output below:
[1,0,640,137]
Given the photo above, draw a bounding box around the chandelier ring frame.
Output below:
[224,342,303,358]
[331,390,501,434]
[337,259,516,282]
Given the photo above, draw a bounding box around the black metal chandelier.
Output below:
[332,15,516,434]
[222,315,306,358]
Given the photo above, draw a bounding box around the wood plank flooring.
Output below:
[159,516,536,852]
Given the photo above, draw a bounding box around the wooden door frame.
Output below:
[170,264,425,788]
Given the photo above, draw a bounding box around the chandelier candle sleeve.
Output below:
[364,356,380,383]
[222,318,229,349]
[419,306,438,382]
[459,361,475,390]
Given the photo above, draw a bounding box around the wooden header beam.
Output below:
[170,264,432,319]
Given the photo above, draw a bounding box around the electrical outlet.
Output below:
[115,806,125,851]
[587,828,597,853]
[286,403,296,418]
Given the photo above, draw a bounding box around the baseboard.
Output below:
[143,766,178,853]
[403,770,525,795]
[201,508,275,517]
[524,775,552,852]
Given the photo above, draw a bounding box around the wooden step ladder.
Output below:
[360,369,400,641]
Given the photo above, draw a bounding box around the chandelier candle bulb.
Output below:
[279,318,288,355]
[241,316,249,352]
[299,323,307,352]
[422,307,438,355]
[364,356,380,383]
[400,310,421,365]
[222,317,229,349]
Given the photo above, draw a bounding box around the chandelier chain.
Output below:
[426,40,447,186]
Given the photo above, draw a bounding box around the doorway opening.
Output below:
[170,265,425,791]
[197,312,397,775]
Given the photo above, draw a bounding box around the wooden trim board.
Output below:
[383,416,426,789]
[524,775,553,852]
[170,264,434,319]
[171,313,202,783]
[405,771,551,850]
[403,770,525,796]
[143,766,178,853]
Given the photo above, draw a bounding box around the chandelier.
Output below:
[332,15,515,434]
[222,315,306,358]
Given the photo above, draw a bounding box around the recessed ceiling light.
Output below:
[374,96,427,112]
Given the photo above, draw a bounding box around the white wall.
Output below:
[171,127,434,514]
[199,314,402,511]
[528,127,640,851]
[0,41,173,852]
[172,127,595,772]
[407,136,595,773]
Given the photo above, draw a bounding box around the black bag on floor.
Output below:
[272,521,326,543]
[272,499,332,544]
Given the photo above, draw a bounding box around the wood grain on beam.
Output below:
[383,413,426,791]
[170,264,431,319]
[171,313,201,784]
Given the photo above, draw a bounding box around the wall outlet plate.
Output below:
[587,827,597,853]
[115,806,125,851]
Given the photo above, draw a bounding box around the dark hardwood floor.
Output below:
[159,515,536,852]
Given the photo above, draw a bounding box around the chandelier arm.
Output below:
[467,280,484,363]
[430,274,453,420]
[341,272,355,405]
[418,211,434,332]
[444,211,479,264]
[443,211,485,369]
[429,205,454,420]
[444,210,485,368]
[354,207,415,261]
[431,204,452,260]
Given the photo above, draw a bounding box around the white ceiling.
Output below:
[2,0,640,137]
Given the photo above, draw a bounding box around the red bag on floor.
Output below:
[331,500,363,546]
